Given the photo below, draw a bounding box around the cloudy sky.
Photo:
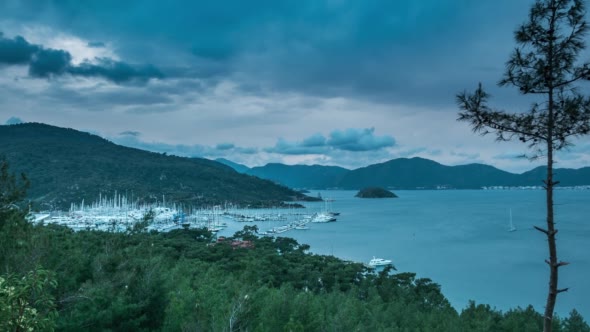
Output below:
[1,0,589,173]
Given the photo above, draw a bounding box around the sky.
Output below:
[1,0,589,173]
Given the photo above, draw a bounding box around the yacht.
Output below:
[368,256,393,267]
[310,212,337,223]
[508,208,517,232]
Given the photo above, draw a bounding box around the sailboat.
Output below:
[508,208,517,232]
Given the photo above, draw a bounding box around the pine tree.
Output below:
[456,1,590,331]
[562,309,590,332]
[0,158,29,230]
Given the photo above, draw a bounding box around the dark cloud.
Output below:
[0,32,163,83]
[26,84,176,114]
[4,116,23,125]
[0,1,533,107]
[265,138,330,155]
[68,58,163,83]
[301,133,326,147]
[0,33,39,64]
[217,145,259,155]
[119,130,141,136]
[327,128,395,152]
[3,1,583,172]
[266,128,395,155]
[29,48,71,77]
[493,152,526,160]
[216,143,235,150]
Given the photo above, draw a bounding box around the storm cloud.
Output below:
[327,128,395,152]
[0,33,163,83]
[0,0,533,107]
[1,0,588,172]
[0,32,39,64]
[266,128,395,155]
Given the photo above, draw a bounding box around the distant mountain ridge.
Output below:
[219,157,590,190]
[215,159,349,189]
[0,123,313,209]
[247,163,349,189]
[337,157,520,189]
[216,158,250,174]
[517,166,590,187]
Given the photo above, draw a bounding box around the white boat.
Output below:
[207,225,225,233]
[368,256,393,267]
[508,208,517,232]
[310,212,336,223]
[323,199,340,217]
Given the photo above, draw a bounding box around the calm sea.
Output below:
[219,189,590,319]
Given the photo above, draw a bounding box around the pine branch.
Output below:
[457,84,548,142]
[554,66,590,88]
[534,226,549,234]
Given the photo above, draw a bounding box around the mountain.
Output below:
[516,166,590,187]
[215,158,250,173]
[337,157,590,189]
[246,163,350,189]
[216,156,590,190]
[337,157,521,189]
[0,123,313,209]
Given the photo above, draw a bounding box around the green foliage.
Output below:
[0,123,313,210]
[0,160,586,331]
[0,267,58,332]
[500,306,545,332]
[457,0,590,153]
[456,1,590,330]
[562,309,590,332]
[2,127,589,331]
[128,209,155,234]
[1,218,584,331]
[355,187,397,198]
[459,301,502,332]
[0,158,30,230]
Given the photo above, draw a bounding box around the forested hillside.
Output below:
[0,123,313,209]
[1,216,587,331]
[1,161,588,331]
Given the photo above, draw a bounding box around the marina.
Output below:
[29,193,339,236]
[25,189,590,319]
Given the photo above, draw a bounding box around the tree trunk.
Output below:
[543,5,559,330]
[543,137,557,332]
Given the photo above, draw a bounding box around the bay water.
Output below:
[220,189,590,318]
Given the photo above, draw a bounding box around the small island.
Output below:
[355,187,398,198]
